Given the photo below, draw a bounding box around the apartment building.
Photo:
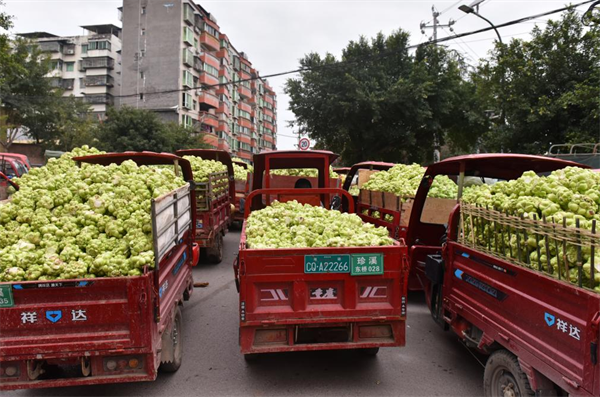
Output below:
[119,0,276,159]
[18,25,122,118]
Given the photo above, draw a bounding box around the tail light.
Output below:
[103,356,143,373]
[0,363,20,378]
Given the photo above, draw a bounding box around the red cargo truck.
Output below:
[342,162,403,239]
[176,149,234,264]
[0,152,199,390]
[234,151,408,358]
[407,154,598,396]
[232,159,252,226]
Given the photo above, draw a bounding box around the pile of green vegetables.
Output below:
[182,155,229,196]
[245,200,394,248]
[271,167,340,179]
[362,209,394,223]
[461,167,600,290]
[362,163,457,199]
[232,158,254,182]
[0,147,186,282]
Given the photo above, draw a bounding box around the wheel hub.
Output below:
[497,370,519,397]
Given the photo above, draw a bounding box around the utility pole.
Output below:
[420,6,455,163]
[420,6,455,44]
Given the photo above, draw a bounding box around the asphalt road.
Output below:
[17,231,485,397]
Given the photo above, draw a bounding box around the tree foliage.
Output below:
[475,10,600,153]
[96,106,208,153]
[0,8,94,151]
[285,30,486,165]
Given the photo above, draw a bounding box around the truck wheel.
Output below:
[207,233,223,264]
[160,308,183,373]
[359,348,380,356]
[243,353,259,362]
[483,350,534,397]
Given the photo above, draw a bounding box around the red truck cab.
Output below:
[0,153,31,170]
[235,151,408,358]
[0,152,199,390]
[407,154,598,396]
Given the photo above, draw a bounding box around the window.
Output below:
[182,93,193,109]
[88,41,111,51]
[65,62,74,72]
[183,48,194,66]
[141,29,146,36]
[141,6,146,14]
[182,114,193,128]
[140,93,145,101]
[140,71,145,79]
[219,76,228,85]
[193,100,197,111]
[183,26,194,45]
[49,60,63,70]
[220,40,228,49]
[203,63,218,77]
[183,70,193,88]
[203,23,217,37]
[194,37,199,49]
[81,44,88,54]
[238,109,251,120]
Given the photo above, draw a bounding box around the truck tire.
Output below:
[160,308,183,373]
[207,233,223,264]
[359,348,380,356]
[483,350,534,397]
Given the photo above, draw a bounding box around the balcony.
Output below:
[238,85,251,99]
[217,102,228,114]
[62,78,75,90]
[183,4,195,25]
[199,73,219,86]
[81,56,114,70]
[84,75,114,87]
[216,85,229,96]
[39,41,62,53]
[238,102,251,113]
[183,48,194,67]
[217,120,229,133]
[200,32,219,51]
[239,117,252,129]
[200,112,219,129]
[198,91,219,109]
[200,52,219,69]
[84,94,114,105]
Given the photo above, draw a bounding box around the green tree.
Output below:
[285,30,483,165]
[96,106,208,152]
[476,10,600,153]
[0,11,94,151]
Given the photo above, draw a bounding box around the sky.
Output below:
[2,0,591,150]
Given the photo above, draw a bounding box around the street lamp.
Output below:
[458,2,502,44]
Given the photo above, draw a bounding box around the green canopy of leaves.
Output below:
[96,106,208,153]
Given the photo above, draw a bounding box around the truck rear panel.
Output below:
[237,232,408,354]
[443,242,599,396]
[0,274,156,390]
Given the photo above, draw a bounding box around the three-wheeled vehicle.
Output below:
[234,150,408,358]
[0,152,199,390]
[176,149,235,264]
[407,154,599,396]
[232,159,252,226]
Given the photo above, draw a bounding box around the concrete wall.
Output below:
[120,0,181,114]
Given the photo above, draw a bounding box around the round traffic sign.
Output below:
[299,138,310,151]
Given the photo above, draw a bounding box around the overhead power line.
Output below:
[1,0,596,103]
